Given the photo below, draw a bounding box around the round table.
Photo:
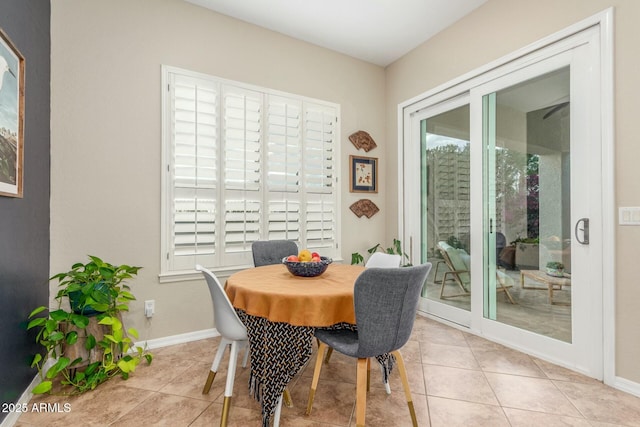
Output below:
[224,262,364,426]
[225,263,364,327]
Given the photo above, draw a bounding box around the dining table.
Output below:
[225,262,365,427]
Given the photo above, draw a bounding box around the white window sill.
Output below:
[158,257,346,284]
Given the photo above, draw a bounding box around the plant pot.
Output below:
[546,267,564,277]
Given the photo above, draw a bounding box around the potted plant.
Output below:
[545,261,565,277]
[26,255,152,395]
[512,236,540,269]
[351,238,412,267]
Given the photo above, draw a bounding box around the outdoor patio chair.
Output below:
[435,241,515,304]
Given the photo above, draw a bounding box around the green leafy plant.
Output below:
[546,261,564,270]
[351,238,412,267]
[27,256,152,395]
[511,236,540,245]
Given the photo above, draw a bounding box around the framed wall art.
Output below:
[349,155,378,193]
[0,28,25,198]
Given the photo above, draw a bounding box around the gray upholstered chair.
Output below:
[251,240,298,267]
[196,265,284,427]
[305,263,432,427]
[323,251,403,393]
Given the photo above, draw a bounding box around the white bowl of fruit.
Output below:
[282,250,333,277]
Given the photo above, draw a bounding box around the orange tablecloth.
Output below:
[225,263,364,327]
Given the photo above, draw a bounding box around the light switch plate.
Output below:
[618,207,640,225]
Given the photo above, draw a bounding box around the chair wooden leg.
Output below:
[366,357,371,392]
[305,341,327,416]
[356,358,368,427]
[324,347,334,363]
[392,350,418,427]
[283,387,293,407]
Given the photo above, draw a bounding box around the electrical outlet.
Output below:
[144,300,155,318]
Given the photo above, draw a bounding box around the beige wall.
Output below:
[385,0,640,383]
[50,0,386,339]
[51,0,640,385]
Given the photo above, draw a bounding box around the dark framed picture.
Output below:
[0,28,25,198]
[349,155,378,193]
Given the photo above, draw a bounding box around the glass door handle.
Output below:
[575,218,590,245]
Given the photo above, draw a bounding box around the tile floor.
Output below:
[15,315,640,426]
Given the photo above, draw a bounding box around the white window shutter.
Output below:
[303,103,337,253]
[163,68,340,275]
[222,86,263,264]
[168,74,218,271]
[266,95,302,243]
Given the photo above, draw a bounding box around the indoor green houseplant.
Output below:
[27,255,152,395]
[351,238,412,267]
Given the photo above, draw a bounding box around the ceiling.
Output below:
[185,0,487,66]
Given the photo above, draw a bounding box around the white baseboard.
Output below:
[136,328,220,350]
[612,375,640,398]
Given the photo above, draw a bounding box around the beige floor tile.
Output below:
[421,342,481,370]
[108,353,197,392]
[288,378,355,425]
[472,347,546,377]
[189,402,264,427]
[15,314,640,427]
[158,360,225,401]
[427,396,510,427]
[485,372,582,417]
[424,364,499,406]
[531,357,601,384]
[503,407,596,426]
[412,321,469,348]
[349,385,430,427]
[554,380,640,426]
[18,385,154,426]
[110,392,211,426]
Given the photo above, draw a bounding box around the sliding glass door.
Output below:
[406,27,603,378]
[413,97,472,326]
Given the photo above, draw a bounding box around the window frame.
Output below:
[160,66,341,282]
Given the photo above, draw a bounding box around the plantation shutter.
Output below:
[221,86,263,266]
[303,103,337,252]
[266,95,302,242]
[163,67,341,275]
[168,74,218,271]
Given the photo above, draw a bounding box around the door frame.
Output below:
[398,9,614,384]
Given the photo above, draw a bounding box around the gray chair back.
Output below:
[252,240,298,267]
[354,263,432,358]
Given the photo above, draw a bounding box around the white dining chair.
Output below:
[366,252,402,268]
[196,265,284,427]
